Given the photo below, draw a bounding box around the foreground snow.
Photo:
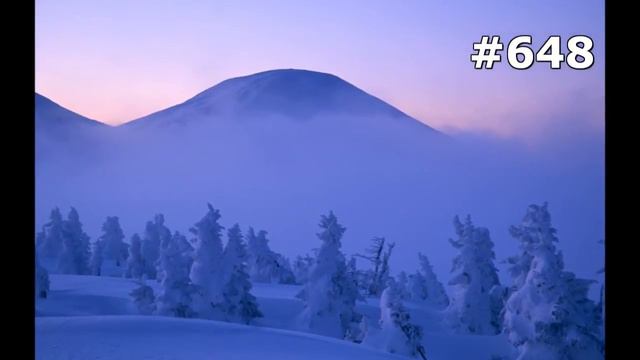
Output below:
[37,316,409,360]
[36,275,514,359]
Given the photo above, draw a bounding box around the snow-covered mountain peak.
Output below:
[124,69,435,131]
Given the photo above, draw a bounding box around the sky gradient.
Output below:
[35,0,604,141]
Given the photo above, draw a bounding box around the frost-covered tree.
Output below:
[356,237,395,297]
[446,215,503,335]
[90,240,104,276]
[298,211,362,339]
[222,224,247,276]
[246,228,296,284]
[125,234,145,279]
[141,214,171,280]
[174,231,194,272]
[99,216,127,267]
[57,208,91,275]
[503,203,603,360]
[409,253,449,308]
[395,271,411,300]
[408,272,426,301]
[130,278,156,315]
[275,254,296,283]
[292,254,315,284]
[219,264,263,324]
[35,253,50,299]
[36,207,65,259]
[189,203,226,318]
[155,231,195,318]
[217,225,263,324]
[363,284,427,359]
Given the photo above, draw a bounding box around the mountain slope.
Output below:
[123,69,438,134]
[35,93,113,163]
[35,93,108,132]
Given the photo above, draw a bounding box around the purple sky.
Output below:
[36,0,604,141]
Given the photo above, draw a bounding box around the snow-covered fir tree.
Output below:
[155,231,195,318]
[446,215,504,335]
[35,253,50,299]
[222,224,247,276]
[246,228,296,284]
[125,234,145,279]
[217,225,263,324]
[57,207,91,275]
[99,216,128,267]
[174,231,194,272]
[89,240,104,276]
[298,211,362,339]
[189,203,226,318]
[395,271,411,300]
[274,254,296,283]
[503,203,603,360]
[36,207,65,259]
[292,254,315,285]
[409,253,449,308]
[363,283,427,359]
[141,214,171,280]
[130,278,156,315]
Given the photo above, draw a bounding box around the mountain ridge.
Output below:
[36,69,438,134]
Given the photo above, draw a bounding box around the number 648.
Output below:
[507,35,594,70]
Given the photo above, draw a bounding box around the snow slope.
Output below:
[36,316,410,360]
[36,275,515,360]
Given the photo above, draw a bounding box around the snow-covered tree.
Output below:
[36,207,65,259]
[409,253,449,308]
[292,254,315,284]
[222,224,247,276]
[125,234,145,279]
[141,214,171,280]
[246,228,296,284]
[503,203,603,360]
[363,284,427,359]
[217,225,263,324]
[298,211,362,339]
[99,216,127,266]
[57,208,91,275]
[155,231,195,318]
[35,253,50,299]
[174,231,194,272]
[356,237,395,297]
[446,215,503,335]
[219,264,263,324]
[395,271,411,300]
[130,278,156,315]
[189,203,226,318]
[177,231,195,253]
[90,240,104,276]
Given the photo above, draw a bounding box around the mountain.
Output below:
[35,93,107,132]
[35,93,112,162]
[123,69,438,133]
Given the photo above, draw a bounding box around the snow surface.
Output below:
[36,275,515,359]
